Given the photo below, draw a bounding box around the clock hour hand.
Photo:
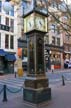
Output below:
[39,20,42,26]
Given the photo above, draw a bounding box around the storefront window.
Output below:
[50,52,61,65]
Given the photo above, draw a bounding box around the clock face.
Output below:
[36,17,44,30]
[25,14,34,32]
[24,13,47,33]
[27,18,34,31]
[35,15,47,32]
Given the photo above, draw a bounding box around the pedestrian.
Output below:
[52,69,54,73]
[14,64,17,78]
[51,65,54,74]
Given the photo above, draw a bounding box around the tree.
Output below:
[48,0,71,36]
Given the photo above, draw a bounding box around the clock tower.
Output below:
[23,0,51,104]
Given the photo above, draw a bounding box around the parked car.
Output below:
[64,59,71,68]
[64,62,68,68]
[68,62,71,68]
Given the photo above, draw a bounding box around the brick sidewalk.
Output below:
[48,68,71,73]
[0,68,71,79]
[0,74,15,80]
[0,72,26,80]
[0,83,71,108]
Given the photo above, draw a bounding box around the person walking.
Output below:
[14,64,17,78]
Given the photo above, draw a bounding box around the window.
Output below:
[57,27,60,34]
[65,35,70,41]
[5,17,9,26]
[59,2,66,12]
[10,35,14,49]
[51,2,58,8]
[5,34,9,49]
[64,45,68,51]
[51,24,56,33]
[52,37,55,45]
[10,19,14,32]
[57,38,60,46]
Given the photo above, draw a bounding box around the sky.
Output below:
[64,0,71,4]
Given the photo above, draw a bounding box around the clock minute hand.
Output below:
[29,22,31,27]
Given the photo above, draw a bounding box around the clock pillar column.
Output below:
[23,31,51,104]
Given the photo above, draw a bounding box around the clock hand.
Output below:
[29,22,31,27]
[39,20,42,26]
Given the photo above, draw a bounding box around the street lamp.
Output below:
[3,1,13,12]
[3,0,22,12]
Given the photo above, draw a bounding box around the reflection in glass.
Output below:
[35,0,47,15]
[23,0,34,15]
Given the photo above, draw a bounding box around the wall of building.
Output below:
[0,1,18,57]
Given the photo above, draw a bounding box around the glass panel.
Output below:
[10,35,14,49]
[35,0,48,15]
[5,17,9,26]
[5,34,9,49]
[57,38,60,46]
[23,0,34,15]
[10,19,14,32]
[52,37,55,45]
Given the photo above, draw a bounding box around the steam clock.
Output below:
[23,0,51,104]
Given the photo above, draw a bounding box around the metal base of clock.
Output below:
[23,77,51,104]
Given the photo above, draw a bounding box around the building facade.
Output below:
[3,0,71,72]
[44,0,71,70]
[44,0,64,70]
[0,0,17,74]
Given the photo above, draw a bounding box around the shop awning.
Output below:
[5,54,16,61]
[0,49,6,56]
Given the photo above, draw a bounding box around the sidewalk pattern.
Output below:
[0,77,25,89]
[0,70,71,108]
